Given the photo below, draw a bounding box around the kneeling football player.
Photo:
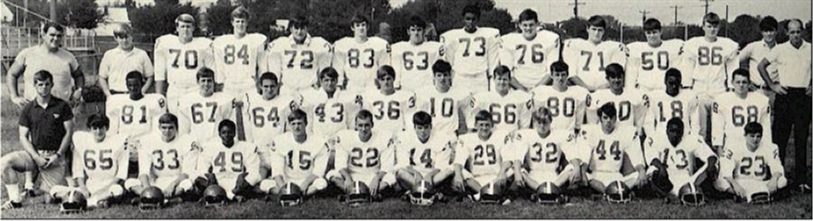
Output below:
[50,114,129,209]
[453,110,516,204]
[328,110,397,202]
[394,111,456,202]
[716,122,787,203]
[513,107,583,199]
[646,118,717,203]
[196,120,262,203]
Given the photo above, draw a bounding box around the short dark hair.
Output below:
[744,122,763,135]
[290,15,309,29]
[356,109,374,123]
[666,117,684,131]
[474,110,492,123]
[288,109,308,125]
[732,68,750,82]
[42,22,65,34]
[493,65,511,78]
[643,18,661,31]
[665,68,682,81]
[158,113,179,127]
[219,119,236,132]
[759,16,778,32]
[33,70,53,84]
[259,72,279,84]
[319,67,339,80]
[351,14,370,26]
[126,71,144,81]
[518,9,538,23]
[550,61,569,73]
[87,114,110,129]
[432,60,452,74]
[231,6,250,20]
[377,65,396,79]
[196,67,215,81]
[407,16,427,29]
[462,5,481,18]
[587,15,607,29]
[604,63,625,79]
[598,103,617,119]
[413,111,432,127]
[533,107,553,123]
[703,13,721,26]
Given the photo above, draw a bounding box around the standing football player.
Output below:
[564,15,627,92]
[175,68,234,143]
[625,18,685,92]
[50,115,129,209]
[643,68,700,140]
[329,110,397,199]
[711,69,772,155]
[681,12,740,144]
[390,16,445,91]
[587,63,647,129]
[469,66,533,132]
[261,110,329,197]
[212,7,268,98]
[499,9,560,91]
[300,67,359,140]
[154,14,214,113]
[414,60,470,136]
[646,118,717,199]
[333,14,391,92]
[531,61,590,135]
[262,15,332,92]
[197,120,262,202]
[440,5,501,94]
[360,66,416,133]
[453,110,516,203]
[513,107,583,194]
[716,122,787,203]
[579,104,647,192]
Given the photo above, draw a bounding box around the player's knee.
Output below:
[109,185,124,197]
[310,178,328,192]
[177,179,194,193]
[124,178,141,192]
[326,170,343,181]
[382,174,397,187]
[258,179,277,193]
[713,179,731,192]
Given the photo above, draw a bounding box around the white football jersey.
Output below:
[712,92,772,147]
[455,131,513,177]
[154,35,215,90]
[72,132,129,181]
[578,125,643,173]
[198,140,261,182]
[499,31,560,88]
[262,35,332,91]
[469,90,533,132]
[531,85,590,133]
[625,40,684,91]
[440,27,501,75]
[360,89,417,133]
[644,90,700,137]
[137,132,197,179]
[106,94,167,139]
[240,92,302,147]
[721,141,783,181]
[299,88,360,138]
[212,33,267,86]
[394,130,455,174]
[332,37,391,92]
[587,88,647,128]
[682,37,739,89]
[513,129,578,173]
[645,133,715,179]
[334,130,396,175]
[414,85,470,135]
[390,41,444,91]
[175,92,234,142]
[269,133,330,180]
[563,39,627,89]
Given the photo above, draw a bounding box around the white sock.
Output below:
[6,185,21,202]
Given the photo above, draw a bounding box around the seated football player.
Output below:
[646,118,718,201]
[530,61,589,135]
[716,122,787,203]
[643,68,700,141]
[580,103,648,193]
[360,65,416,133]
[125,113,198,204]
[49,114,129,209]
[328,110,397,201]
[513,107,583,196]
[394,111,455,199]
[196,120,262,202]
[414,60,470,136]
[175,68,234,144]
[468,65,533,132]
[711,69,772,156]
[453,110,515,204]
[300,67,359,141]
[260,109,330,198]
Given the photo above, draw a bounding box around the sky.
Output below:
[97,0,811,26]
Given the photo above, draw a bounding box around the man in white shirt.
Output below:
[738,16,779,97]
[98,23,154,96]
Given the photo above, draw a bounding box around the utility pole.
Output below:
[670,5,683,25]
[639,10,650,24]
[569,0,586,18]
[50,0,56,22]
[700,0,714,15]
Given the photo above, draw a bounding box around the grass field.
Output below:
[1,79,811,219]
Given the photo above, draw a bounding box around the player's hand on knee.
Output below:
[11,96,30,107]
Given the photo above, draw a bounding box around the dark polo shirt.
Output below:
[18,97,74,151]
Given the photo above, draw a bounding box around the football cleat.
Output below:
[678,182,705,206]
[139,186,165,210]
[479,182,504,204]
[60,190,87,214]
[409,180,436,206]
[535,182,566,204]
[345,181,371,207]
[202,185,228,207]
[279,182,304,207]
[604,181,633,204]
[748,192,772,204]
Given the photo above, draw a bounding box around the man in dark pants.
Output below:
[757,18,812,192]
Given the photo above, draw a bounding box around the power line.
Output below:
[670,5,683,25]
[639,10,650,24]
[700,0,714,15]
